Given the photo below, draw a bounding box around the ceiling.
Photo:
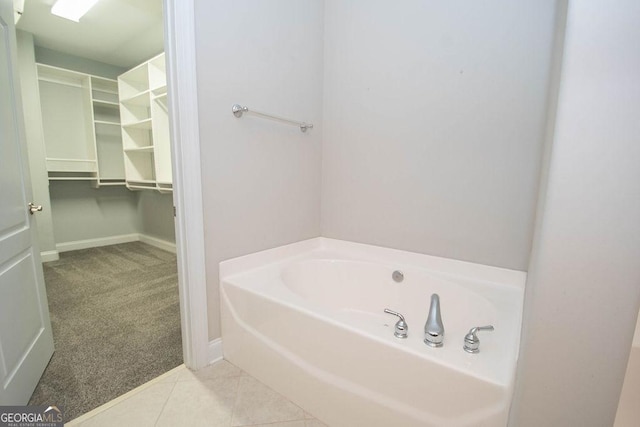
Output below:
[17,0,164,69]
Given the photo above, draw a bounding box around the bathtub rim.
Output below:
[220,237,527,290]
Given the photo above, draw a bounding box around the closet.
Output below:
[119,53,172,192]
[37,64,125,186]
[29,48,176,258]
[37,54,171,193]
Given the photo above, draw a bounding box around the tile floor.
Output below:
[67,360,328,427]
[66,350,640,427]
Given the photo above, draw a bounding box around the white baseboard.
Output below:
[55,233,176,254]
[208,338,223,365]
[56,234,139,253]
[40,250,60,262]
[139,234,176,253]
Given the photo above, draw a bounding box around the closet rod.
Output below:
[232,104,313,133]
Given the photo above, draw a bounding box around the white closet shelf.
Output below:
[95,120,121,126]
[122,118,153,129]
[93,87,118,94]
[37,64,86,87]
[152,85,167,97]
[48,177,98,181]
[91,75,117,85]
[126,180,158,191]
[92,77,119,106]
[46,157,98,161]
[119,52,171,193]
[128,179,156,183]
[124,146,154,153]
[93,99,119,107]
[120,90,151,106]
[157,182,173,193]
[46,158,98,173]
[48,169,99,181]
[153,93,168,102]
[98,178,126,186]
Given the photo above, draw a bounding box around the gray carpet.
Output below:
[28,242,183,422]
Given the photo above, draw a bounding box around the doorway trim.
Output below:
[164,0,209,370]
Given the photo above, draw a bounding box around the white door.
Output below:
[0,0,54,405]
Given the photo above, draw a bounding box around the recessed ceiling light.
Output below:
[14,0,25,24]
[51,0,101,22]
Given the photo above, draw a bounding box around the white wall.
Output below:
[49,182,176,248]
[321,0,558,270]
[137,191,175,243]
[194,0,324,340]
[48,185,176,247]
[35,46,125,79]
[192,0,557,340]
[510,1,640,425]
[48,181,140,244]
[16,31,57,256]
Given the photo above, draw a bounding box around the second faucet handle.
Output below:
[463,325,494,353]
[384,309,408,339]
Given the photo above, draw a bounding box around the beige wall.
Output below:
[194,0,325,340]
[321,0,558,270]
[510,1,640,425]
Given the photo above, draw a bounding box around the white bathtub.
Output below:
[220,238,525,427]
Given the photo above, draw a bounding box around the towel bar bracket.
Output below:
[232,104,248,118]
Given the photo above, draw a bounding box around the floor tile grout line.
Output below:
[228,373,245,427]
[153,376,180,427]
[74,361,322,427]
[233,419,311,427]
[227,373,312,427]
[66,365,185,426]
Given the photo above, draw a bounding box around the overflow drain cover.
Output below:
[392,270,404,283]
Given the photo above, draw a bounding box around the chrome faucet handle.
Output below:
[384,309,408,339]
[463,325,494,353]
